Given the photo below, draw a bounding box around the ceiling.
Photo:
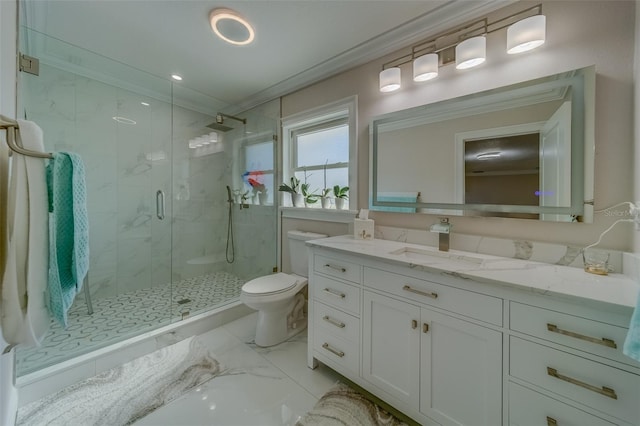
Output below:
[21,0,508,113]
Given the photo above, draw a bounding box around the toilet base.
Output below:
[254,294,307,347]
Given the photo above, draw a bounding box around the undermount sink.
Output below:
[388,246,484,265]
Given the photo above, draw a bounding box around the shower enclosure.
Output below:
[15,27,278,376]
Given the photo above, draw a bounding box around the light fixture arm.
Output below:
[380,3,543,70]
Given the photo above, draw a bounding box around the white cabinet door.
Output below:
[420,308,502,426]
[362,290,421,408]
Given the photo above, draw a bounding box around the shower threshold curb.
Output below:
[16,302,253,406]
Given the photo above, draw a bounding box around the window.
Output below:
[243,137,275,204]
[282,96,357,210]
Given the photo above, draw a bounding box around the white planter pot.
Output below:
[335,198,346,210]
[259,193,268,205]
[321,197,331,209]
[291,193,304,207]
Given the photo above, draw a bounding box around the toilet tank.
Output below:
[288,230,328,277]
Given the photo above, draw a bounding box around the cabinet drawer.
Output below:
[313,275,360,315]
[510,382,617,426]
[364,267,502,326]
[313,328,359,374]
[313,301,359,343]
[510,337,640,425]
[510,302,636,368]
[314,254,361,283]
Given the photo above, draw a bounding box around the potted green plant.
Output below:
[320,188,331,209]
[278,176,303,207]
[301,183,318,206]
[333,185,349,209]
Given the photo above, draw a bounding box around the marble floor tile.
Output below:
[135,315,338,425]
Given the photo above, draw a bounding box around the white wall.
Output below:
[283,1,636,251]
[0,0,19,423]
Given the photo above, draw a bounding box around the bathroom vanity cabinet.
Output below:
[306,236,640,426]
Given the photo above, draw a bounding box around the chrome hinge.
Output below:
[19,53,39,76]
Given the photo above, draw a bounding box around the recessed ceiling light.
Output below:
[141,102,150,106]
[209,8,255,46]
[171,74,183,81]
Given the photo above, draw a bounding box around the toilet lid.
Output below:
[242,273,299,295]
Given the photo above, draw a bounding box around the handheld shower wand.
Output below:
[225,185,235,263]
[226,185,233,203]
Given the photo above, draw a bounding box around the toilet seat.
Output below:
[242,273,300,296]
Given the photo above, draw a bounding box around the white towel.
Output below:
[0,120,49,346]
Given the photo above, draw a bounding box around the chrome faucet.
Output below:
[429,217,451,252]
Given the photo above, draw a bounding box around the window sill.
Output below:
[280,206,357,223]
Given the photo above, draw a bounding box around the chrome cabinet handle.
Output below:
[546,417,558,426]
[546,367,618,400]
[423,323,429,333]
[323,315,345,328]
[324,264,346,273]
[402,285,438,299]
[323,288,346,299]
[156,190,165,220]
[411,320,418,329]
[547,323,617,349]
[322,343,345,357]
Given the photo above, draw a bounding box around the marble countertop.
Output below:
[307,235,639,309]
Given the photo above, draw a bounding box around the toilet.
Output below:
[241,230,327,347]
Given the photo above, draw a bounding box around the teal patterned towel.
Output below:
[623,290,640,362]
[46,152,89,327]
[375,192,418,213]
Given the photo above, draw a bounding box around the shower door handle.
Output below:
[156,190,165,220]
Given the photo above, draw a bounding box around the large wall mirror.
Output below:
[370,66,595,222]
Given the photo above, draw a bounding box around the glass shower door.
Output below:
[15,27,175,375]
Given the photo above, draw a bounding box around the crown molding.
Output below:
[231,0,515,113]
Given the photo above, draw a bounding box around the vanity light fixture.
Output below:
[413,53,439,82]
[209,8,255,46]
[507,15,546,54]
[379,67,401,92]
[455,36,486,70]
[378,4,545,92]
[171,74,183,81]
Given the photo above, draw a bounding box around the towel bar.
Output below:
[0,115,53,159]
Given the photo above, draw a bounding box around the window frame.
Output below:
[281,96,357,210]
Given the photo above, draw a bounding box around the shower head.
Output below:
[206,112,246,132]
[206,121,234,132]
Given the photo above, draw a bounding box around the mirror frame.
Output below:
[369,66,595,222]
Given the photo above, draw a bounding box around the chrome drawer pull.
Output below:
[322,343,345,358]
[323,288,346,299]
[402,285,438,299]
[423,323,429,334]
[546,416,557,426]
[323,315,346,328]
[411,320,418,329]
[324,264,346,273]
[547,323,617,349]
[546,367,618,400]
